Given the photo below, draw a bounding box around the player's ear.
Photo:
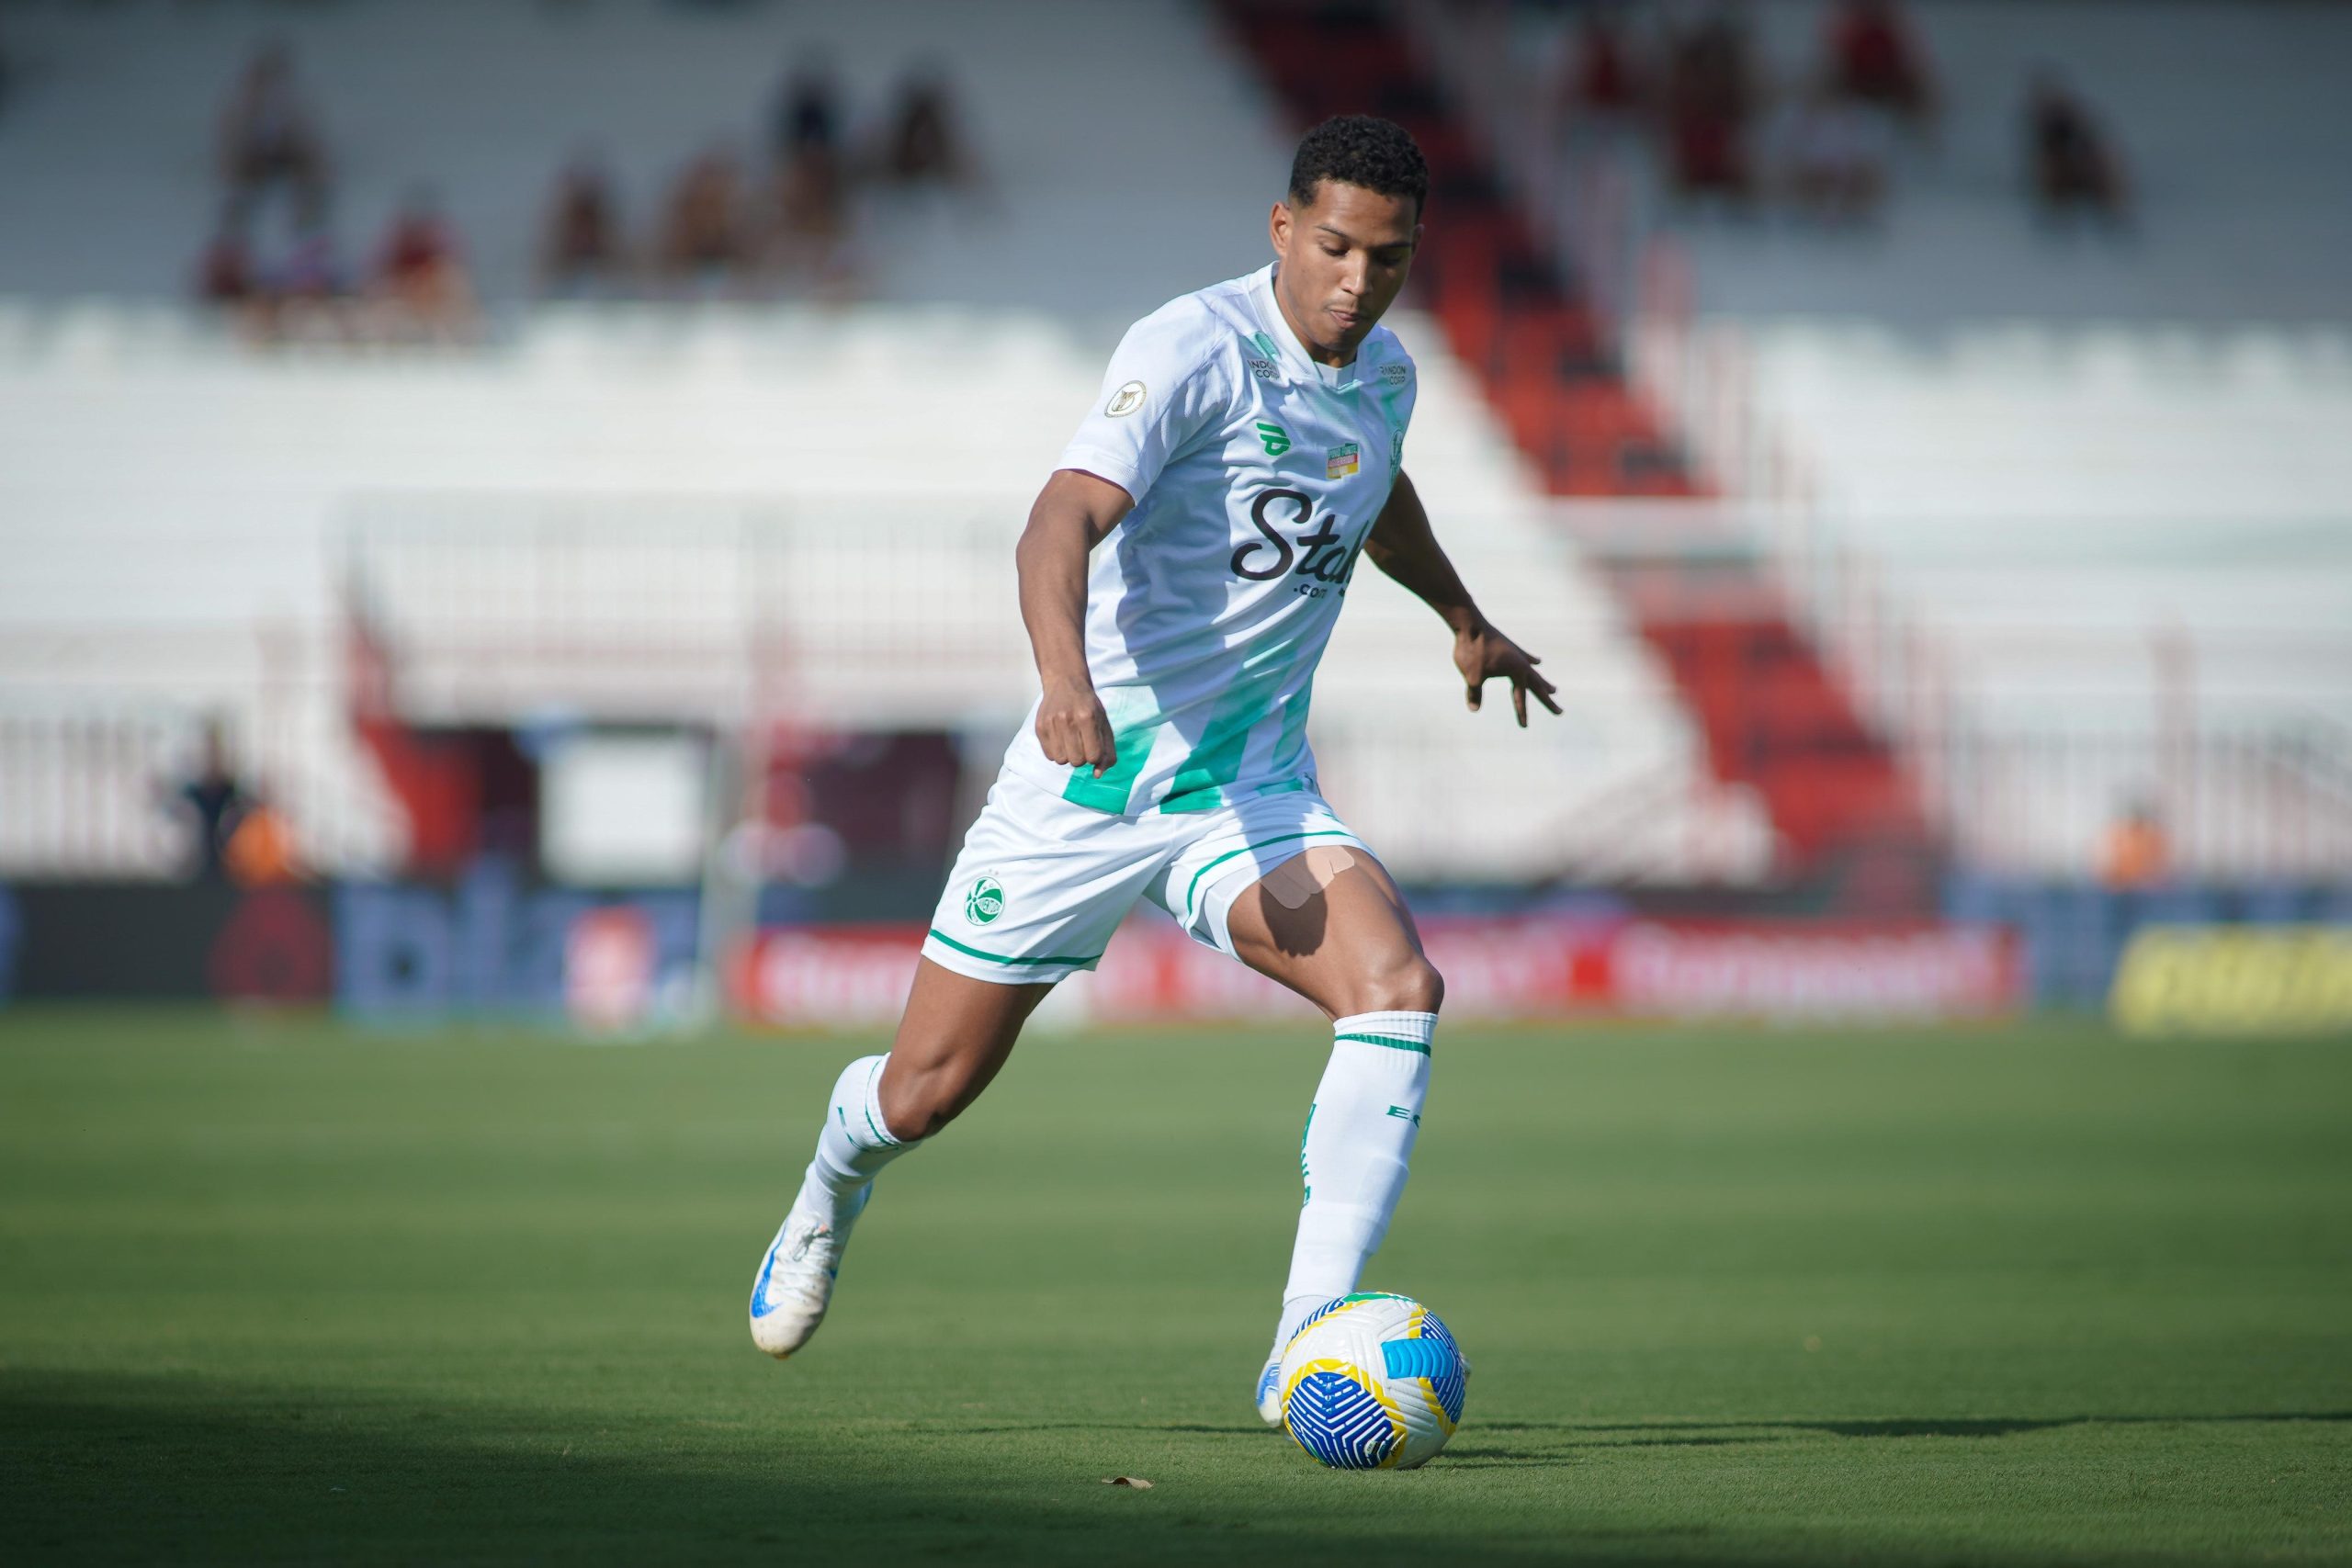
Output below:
[1269,200,1292,257]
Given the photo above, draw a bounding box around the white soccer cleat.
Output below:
[1256,1353,1284,1426]
[748,1188,865,1359]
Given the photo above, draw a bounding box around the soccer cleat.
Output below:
[1256,1353,1284,1426]
[747,1185,866,1359]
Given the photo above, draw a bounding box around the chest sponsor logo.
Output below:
[1232,487,1363,596]
[1247,355,1279,382]
[1105,380,1147,417]
[1255,422,1293,457]
[1327,443,1360,479]
[1379,362,1409,387]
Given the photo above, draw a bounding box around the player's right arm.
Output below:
[1023,300,1229,779]
[1016,468,1130,777]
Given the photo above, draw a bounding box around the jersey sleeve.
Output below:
[1057,306,1231,506]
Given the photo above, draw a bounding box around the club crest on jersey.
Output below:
[1327,443,1361,479]
[965,874,1005,926]
[1105,380,1147,417]
[1256,422,1293,457]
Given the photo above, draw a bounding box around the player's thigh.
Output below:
[888,773,1162,1137]
[877,958,1052,1141]
[1222,847,1442,1021]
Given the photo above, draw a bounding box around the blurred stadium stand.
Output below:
[0,0,2345,915]
[1394,0,2352,881]
[0,0,1752,889]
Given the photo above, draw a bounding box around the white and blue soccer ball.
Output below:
[1276,1292,1469,1470]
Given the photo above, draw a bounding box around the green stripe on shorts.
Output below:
[1182,828,1359,925]
[925,929,1102,969]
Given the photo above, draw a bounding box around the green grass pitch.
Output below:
[2,1008,2347,1565]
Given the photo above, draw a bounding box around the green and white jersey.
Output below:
[1003,263,1418,817]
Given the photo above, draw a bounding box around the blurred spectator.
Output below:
[773,55,840,161]
[876,69,972,189]
[767,141,852,286]
[1664,6,1756,199]
[539,155,628,294]
[1826,0,1934,124]
[2026,71,2130,225]
[2100,798,2168,888]
[168,723,250,883]
[369,189,477,339]
[197,224,259,305]
[219,44,329,225]
[276,211,347,303]
[659,146,752,283]
[1782,85,1886,224]
[1561,6,1645,125]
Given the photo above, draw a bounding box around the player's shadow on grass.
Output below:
[0,1371,1737,1567]
[1483,1412,2352,1443]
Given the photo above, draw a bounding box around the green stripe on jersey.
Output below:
[1061,707,1160,814]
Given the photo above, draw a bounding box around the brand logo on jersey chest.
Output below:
[1232,487,1362,592]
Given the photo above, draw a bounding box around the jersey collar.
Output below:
[1251,264,1362,393]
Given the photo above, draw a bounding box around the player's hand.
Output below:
[1037,676,1119,775]
[1453,620,1563,728]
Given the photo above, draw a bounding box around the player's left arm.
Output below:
[1363,469,1562,727]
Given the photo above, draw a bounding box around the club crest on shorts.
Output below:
[965,874,1006,926]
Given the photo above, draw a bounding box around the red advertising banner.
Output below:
[730,916,2019,1029]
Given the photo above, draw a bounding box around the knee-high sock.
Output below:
[794,1054,919,1230]
[1274,1010,1435,1349]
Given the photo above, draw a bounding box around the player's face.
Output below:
[1269,181,1421,366]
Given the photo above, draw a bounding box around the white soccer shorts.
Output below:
[921,769,1373,985]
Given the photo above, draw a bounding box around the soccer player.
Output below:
[749,115,1559,1422]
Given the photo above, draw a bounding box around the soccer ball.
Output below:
[1276,1292,1469,1470]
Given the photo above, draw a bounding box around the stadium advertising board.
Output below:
[335,869,698,1019]
[2109,925,2352,1036]
[0,884,332,1004]
[730,916,2021,1027]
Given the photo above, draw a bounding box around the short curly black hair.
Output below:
[1287,115,1429,219]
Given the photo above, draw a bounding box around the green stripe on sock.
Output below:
[1333,1031,1431,1055]
[925,929,1103,969]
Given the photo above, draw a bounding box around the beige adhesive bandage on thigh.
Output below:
[1260,844,1356,910]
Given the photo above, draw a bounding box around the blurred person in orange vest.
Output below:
[223,792,302,887]
[2100,797,2168,889]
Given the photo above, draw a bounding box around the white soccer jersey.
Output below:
[1001,263,1419,818]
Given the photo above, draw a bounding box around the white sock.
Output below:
[1271,1010,1435,1354]
[793,1053,919,1231]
